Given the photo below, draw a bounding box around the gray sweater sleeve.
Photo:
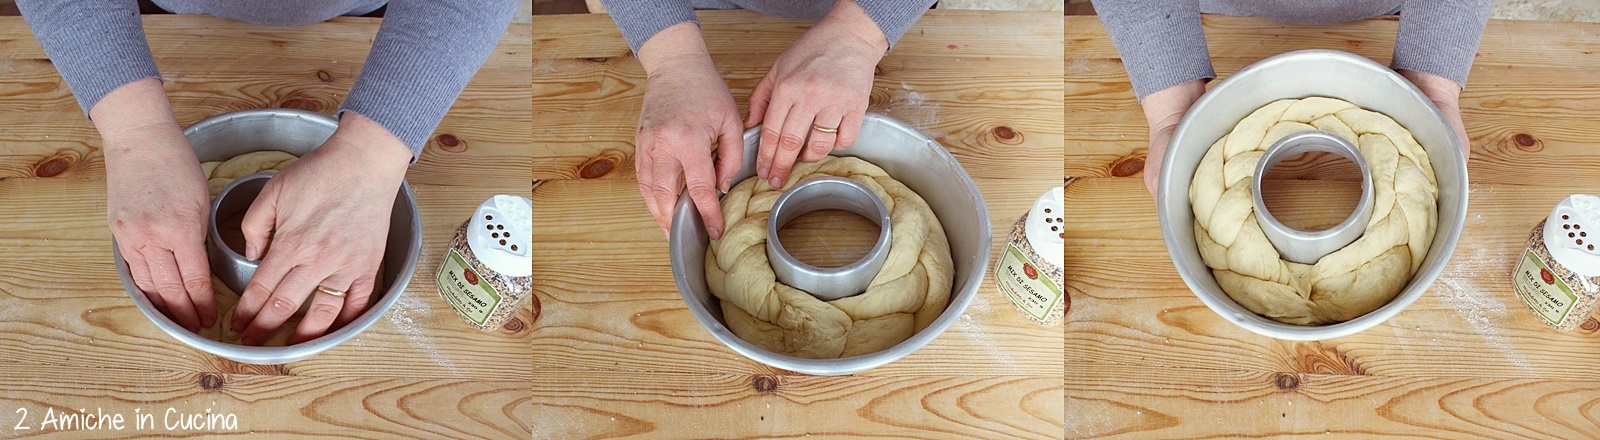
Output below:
[1090,0,1214,101]
[601,0,934,54]
[15,0,162,117]
[20,0,515,160]
[1392,0,1493,88]
[338,0,519,160]
[599,0,700,54]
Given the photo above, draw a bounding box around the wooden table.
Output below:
[530,10,1064,439]
[1066,15,1600,438]
[0,16,533,438]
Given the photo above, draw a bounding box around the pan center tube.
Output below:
[1251,130,1376,264]
[766,177,893,301]
[209,172,276,294]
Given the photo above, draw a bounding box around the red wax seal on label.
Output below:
[465,270,480,285]
[1541,268,1555,285]
[1023,263,1038,280]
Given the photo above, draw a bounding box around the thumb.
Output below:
[239,182,280,261]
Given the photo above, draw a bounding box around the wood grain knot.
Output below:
[435,134,467,153]
[991,125,1024,146]
[1582,318,1599,332]
[198,373,224,390]
[992,126,1016,140]
[588,57,609,63]
[752,375,778,393]
[1111,156,1144,178]
[33,155,74,178]
[874,65,885,77]
[579,149,626,179]
[529,293,542,326]
[1512,133,1542,152]
[1273,373,1299,391]
[503,317,525,332]
[316,70,334,82]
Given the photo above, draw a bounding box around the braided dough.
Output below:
[201,150,298,198]
[705,156,953,358]
[1189,97,1439,325]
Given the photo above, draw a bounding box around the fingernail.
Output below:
[770,177,783,188]
[201,315,215,329]
[245,244,259,260]
[720,178,732,193]
[757,164,769,179]
[709,226,722,240]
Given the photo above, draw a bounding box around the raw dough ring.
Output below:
[705,156,954,359]
[1189,97,1439,325]
[202,150,299,198]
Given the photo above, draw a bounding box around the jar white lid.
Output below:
[468,195,533,277]
[1024,187,1064,269]
[1543,194,1600,278]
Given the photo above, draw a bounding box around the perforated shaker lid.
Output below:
[467,195,532,278]
[1543,194,1600,278]
[1024,187,1065,269]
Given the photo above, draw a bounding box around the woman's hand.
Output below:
[633,23,744,240]
[1400,69,1472,160]
[94,79,218,333]
[1138,80,1207,197]
[746,0,888,189]
[230,112,410,345]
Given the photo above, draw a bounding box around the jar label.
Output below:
[438,249,503,326]
[1513,249,1578,326]
[995,243,1062,322]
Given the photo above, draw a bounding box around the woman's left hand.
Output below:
[746,0,889,188]
[1400,69,1472,160]
[230,112,412,346]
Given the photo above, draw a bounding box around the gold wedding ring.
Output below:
[315,286,347,298]
[812,124,839,134]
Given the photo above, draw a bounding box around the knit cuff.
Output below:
[338,0,519,162]
[1091,0,1215,100]
[855,0,937,48]
[1392,0,1494,89]
[16,0,163,117]
[601,0,700,54]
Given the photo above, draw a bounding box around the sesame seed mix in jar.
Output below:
[1512,194,1600,331]
[437,195,534,331]
[995,187,1065,326]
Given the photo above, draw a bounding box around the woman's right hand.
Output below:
[94,79,217,333]
[633,23,744,240]
[1138,80,1207,197]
